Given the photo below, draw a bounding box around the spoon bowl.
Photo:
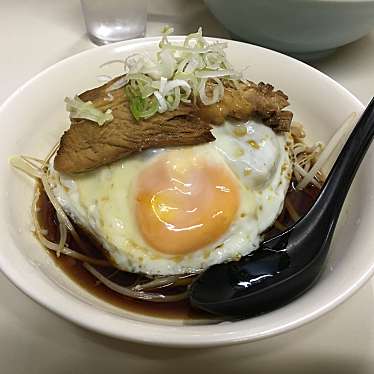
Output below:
[190,98,374,317]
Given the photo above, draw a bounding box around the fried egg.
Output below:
[50,120,293,275]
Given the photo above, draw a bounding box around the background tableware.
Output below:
[204,0,374,60]
[80,0,147,45]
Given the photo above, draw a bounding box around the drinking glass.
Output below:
[80,0,147,45]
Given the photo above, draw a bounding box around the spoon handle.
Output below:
[309,98,374,222]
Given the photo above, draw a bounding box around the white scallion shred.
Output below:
[65,96,113,126]
[102,26,241,120]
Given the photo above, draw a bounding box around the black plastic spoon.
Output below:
[190,98,374,317]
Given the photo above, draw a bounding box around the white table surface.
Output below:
[2,1,374,373]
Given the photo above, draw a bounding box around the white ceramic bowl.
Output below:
[0,37,372,347]
[204,0,374,60]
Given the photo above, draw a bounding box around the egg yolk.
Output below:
[135,150,240,255]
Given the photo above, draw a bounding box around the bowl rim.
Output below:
[0,36,368,348]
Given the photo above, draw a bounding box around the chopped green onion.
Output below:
[125,86,158,121]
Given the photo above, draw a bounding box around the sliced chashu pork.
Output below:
[198,81,293,132]
[54,80,214,174]
[54,78,293,174]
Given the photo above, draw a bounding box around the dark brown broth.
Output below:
[36,180,320,319]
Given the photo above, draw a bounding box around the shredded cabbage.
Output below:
[104,26,241,121]
[65,96,113,126]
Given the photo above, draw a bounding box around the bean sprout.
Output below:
[295,113,357,190]
[133,274,196,291]
[84,263,189,302]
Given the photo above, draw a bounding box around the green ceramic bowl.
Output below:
[205,0,374,60]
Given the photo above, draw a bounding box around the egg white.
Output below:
[50,120,292,275]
